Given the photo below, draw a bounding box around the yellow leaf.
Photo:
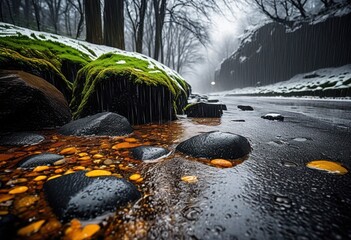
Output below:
[307,160,348,175]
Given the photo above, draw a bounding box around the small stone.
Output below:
[78,153,88,157]
[33,166,49,172]
[0,154,15,161]
[14,195,39,208]
[125,138,138,143]
[307,160,348,175]
[73,166,86,171]
[112,142,140,150]
[85,170,112,177]
[64,170,75,175]
[65,219,100,240]
[60,147,77,155]
[103,159,113,165]
[237,105,254,111]
[0,194,14,203]
[181,176,198,183]
[53,159,66,166]
[47,175,62,181]
[129,174,142,181]
[210,159,233,168]
[6,178,28,185]
[9,186,28,194]
[93,154,104,159]
[33,176,47,181]
[78,156,91,161]
[17,220,45,236]
[261,113,284,121]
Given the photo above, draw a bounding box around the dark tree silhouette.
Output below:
[84,0,103,44]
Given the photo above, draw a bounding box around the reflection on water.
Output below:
[0,118,246,239]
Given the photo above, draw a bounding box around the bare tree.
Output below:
[67,0,84,38]
[153,0,167,61]
[126,0,147,53]
[84,0,102,44]
[44,0,62,34]
[104,0,125,49]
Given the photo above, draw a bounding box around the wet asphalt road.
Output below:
[145,96,351,240]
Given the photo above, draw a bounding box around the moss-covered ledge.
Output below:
[0,34,91,101]
[71,52,190,124]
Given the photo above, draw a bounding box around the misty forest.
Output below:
[0,0,351,239]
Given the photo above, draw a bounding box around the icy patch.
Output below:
[116,60,126,64]
[149,70,161,74]
[134,68,143,72]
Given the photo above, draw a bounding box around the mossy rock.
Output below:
[0,35,91,101]
[71,53,190,124]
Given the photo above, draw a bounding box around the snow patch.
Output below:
[116,60,126,64]
[239,56,247,63]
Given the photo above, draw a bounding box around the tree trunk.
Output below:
[32,0,41,31]
[135,0,147,53]
[84,0,102,44]
[24,0,31,27]
[104,0,125,49]
[153,0,166,61]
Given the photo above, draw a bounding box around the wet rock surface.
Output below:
[0,132,44,146]
[0,70,71,131]
[261,113,285,121]
[131,146,170,161]
[43,171,141,222]
[176,131,251,159]
[59,112,133,136]
[17,153,64,168]
[237,105,254,111]
[185,102,227,118]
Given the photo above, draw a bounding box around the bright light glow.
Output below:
[211,81,216,86]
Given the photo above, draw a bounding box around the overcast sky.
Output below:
[184,4,263,93]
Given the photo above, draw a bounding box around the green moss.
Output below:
[71,53,189,118]
[38,34,46,39]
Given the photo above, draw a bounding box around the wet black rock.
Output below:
[176,131,251,159]
[43,171,141,222]
[261,113,284,121]
[237,105,254,111]
[185,102,227,118]
[17,153,64,168]
[59,112,133,136]
[131,146,170,161]
[0,132,44,146]
[0,70,72,131]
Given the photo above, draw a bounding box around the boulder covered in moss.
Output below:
[70,52,190,125]
[0,70,71,131]
[0,33,91,101]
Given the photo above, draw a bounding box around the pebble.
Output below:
[125,138,138,143]
[103,159,113,165]
[60,147,78,155]
[112,142,139,150]
[73,166,86,171]
[14,195,39,208]
[78,156,91,161]
[9,186,28,194]
[65,219,100,240]
[0,194,14,203]
[129,174,142,181]
[33,176,47,181]
[78,153,88,157]
[47,175,62,181]
[6,178,28,185]
[307,160,348,175]
[85,170,112,177]
[17,220,45,236]
[93,154,104,159]
[210,159,233,168]
[181,176,198,183]
[33,166,49,172]
[53,159,66,166]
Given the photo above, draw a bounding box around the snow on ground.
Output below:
[0,22,186,91]
[215,65,351,97]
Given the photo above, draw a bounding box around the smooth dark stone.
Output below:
[43,171,141,222]
[17,153,64,168]
[185,102,227,118]
[0,70,71,131]
[261,113,284,121]
[176,131,251,159]
[238,105,254,111]
[59,112,133,136]
[131,146,170,161]
[0,132,44,146]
